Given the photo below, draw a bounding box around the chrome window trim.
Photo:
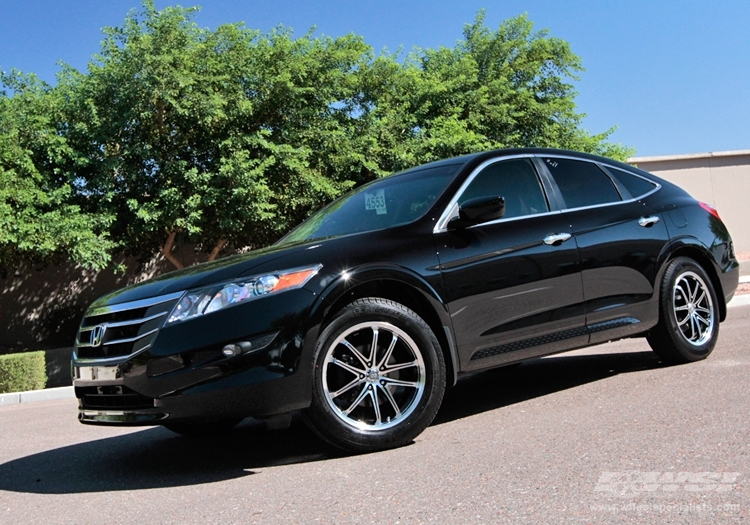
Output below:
[433,153,662,233]
[601,164,662,199]
[537,153,662,205]
[86,291,185,317]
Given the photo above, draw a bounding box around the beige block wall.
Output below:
[630,151,750,255]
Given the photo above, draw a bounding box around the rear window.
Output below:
[543,157,621,209]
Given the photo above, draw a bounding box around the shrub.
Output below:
[0,351,47,394]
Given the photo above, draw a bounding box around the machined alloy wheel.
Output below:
[671,270,714,346]
[304,298,445,452]
[322,321,426,431]
[647,257,720,364]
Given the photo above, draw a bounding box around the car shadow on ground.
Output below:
[0,349,663,494]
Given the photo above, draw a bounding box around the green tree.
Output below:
[0,71,114,273]
[354,11,632,172]
[1,3,634,273]
[65,2,376,269]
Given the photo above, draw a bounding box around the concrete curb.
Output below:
[728,294,750,308]
[0,386,74,407]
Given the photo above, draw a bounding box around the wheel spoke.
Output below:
[693,312,710,327]
[688,280,699,303]
[690,315,697,341]
[331,376,365,399]
[383,360,419,374]
[377,383,401,417]
[677,314,690,327]
[381,377,419,389]
[330,357,366,377]
[377,334,399,370]
[695,305,711,316]
[342,338,369,369]
[368,327,379,366]
[370,387,382,424]
[343,384,370,415]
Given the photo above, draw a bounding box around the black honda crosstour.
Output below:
[72,148,739,452]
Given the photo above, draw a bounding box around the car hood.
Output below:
[89,240,318,309]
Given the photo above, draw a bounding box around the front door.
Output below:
[434,156,587,372]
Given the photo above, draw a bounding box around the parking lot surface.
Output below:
[1,306,749,524]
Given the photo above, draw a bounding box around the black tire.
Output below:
[303,298,446,453]
[162,418,243,437]
[647,257,720,364]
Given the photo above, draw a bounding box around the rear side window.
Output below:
[604,167,658,199]
[543,157,621,209]
[459,158,549,219]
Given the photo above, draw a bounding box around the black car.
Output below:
[72,148,739,452]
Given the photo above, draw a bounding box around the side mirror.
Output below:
[448,196,506,230]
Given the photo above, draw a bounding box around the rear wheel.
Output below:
[303,298,446,453]
[647,257,719,364]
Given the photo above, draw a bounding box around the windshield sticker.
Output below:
[365,189,387,215]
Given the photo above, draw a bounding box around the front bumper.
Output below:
[72,288,320,425]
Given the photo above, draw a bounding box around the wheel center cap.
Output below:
[365,369,380,383]
[688,303,696,315]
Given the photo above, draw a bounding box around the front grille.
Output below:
[75,291,183,361]
[76,385,155,410]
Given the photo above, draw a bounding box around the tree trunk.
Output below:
[207,239,227,261]
[162,231,184,269]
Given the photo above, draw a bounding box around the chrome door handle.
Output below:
[543,233,572,246]
[638,216,660,227]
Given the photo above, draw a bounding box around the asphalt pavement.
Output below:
[1,304,749,524]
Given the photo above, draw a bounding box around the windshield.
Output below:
[279,163,462,244]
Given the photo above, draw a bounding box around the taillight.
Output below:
[699,202,721,221]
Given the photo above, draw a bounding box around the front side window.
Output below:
[458,158,549,219]
[543,157,621,209]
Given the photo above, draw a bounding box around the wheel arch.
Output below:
[313,266,459,387]
[660,240,727,322]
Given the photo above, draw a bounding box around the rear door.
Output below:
[538,155,669,343]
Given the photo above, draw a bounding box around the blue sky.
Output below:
[1,0,748,157]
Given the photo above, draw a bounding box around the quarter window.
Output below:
[604,167,658,199]
[458,158,549,219]
[543,157,621,209]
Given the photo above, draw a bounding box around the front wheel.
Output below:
[303,298,446,453]
[647,257,719,364]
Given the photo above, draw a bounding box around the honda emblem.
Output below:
[90,324,107,347]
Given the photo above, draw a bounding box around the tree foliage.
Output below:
[0,71,114,272]
[0,2,633,271]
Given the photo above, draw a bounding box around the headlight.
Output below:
[167,264,322,324]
